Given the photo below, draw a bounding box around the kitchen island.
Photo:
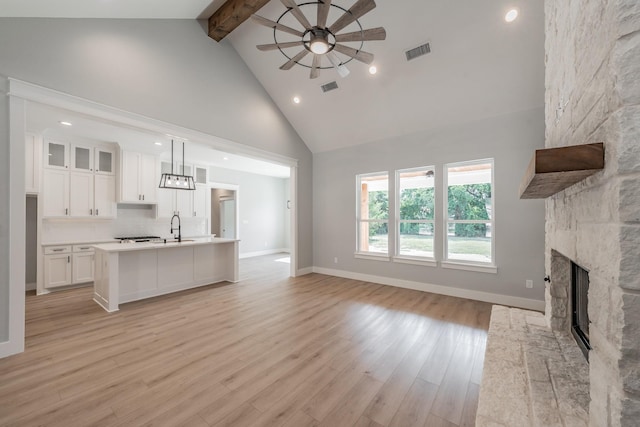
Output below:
[92,237,239,312]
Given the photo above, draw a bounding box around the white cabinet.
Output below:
[44,246,72,289]
[69,172,94,217]
[45,139,69,170]
[194,185,208,218]
[194,165,208,184]
[43,169,70,217]
[94,147,115,175]
[25,133,41,194]
[120,151,157,203]
[71,145,115,174]
[44,245,95,289]
[72,246,95,284]
[43,170,115,219]
[94,175,116,218]
[71,144,94,173]
[157,161,208,218]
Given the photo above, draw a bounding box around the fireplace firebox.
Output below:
[571,262,591,360]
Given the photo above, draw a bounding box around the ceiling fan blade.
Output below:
[280,49,310,70]
[332,44,374,64]
[327,52,350,77]
[329,0,376,34]
[281,0,312,30]
[251,14,304,37]
[310,54,321,79]
[317,0,332,28]
[335,27,386,43]
[257,41,304,51]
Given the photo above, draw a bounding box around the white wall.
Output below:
[209,167,288,255]
[313,108,546,305]
[0,18,312,354]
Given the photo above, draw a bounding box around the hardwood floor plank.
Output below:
[0,254,491,427]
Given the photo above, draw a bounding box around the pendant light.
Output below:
[158,140,196,191]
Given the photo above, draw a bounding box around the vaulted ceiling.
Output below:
[0,0,545,153]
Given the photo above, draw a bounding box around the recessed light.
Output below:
[505,9,518,22]
[223,157,229,161]
[368,65,377,75]
[59,121,72,126]
[154,142,162,146]
[293,96,301,104]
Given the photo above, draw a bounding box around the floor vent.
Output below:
[405,43,431,61]
[321,81,339,93]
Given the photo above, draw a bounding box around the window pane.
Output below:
[99,151,113,173]
[447,222,492,263]
[399,222,434,257]
[75,146,91,170]
[48,142,65,167]
[360,174,388,220]
[447,163,492,220]
[399,169,434,220]
[359,221,388,253]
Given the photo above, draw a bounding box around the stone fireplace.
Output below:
[545,0,640,425]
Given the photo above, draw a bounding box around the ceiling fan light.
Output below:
[310,39,329,54]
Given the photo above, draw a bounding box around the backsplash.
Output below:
[42,204,208,244]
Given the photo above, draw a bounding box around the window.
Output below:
[396,167,435,259]
[444,159,494,264]
[356,172,389,255]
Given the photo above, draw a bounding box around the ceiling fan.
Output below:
[251,0,386,79]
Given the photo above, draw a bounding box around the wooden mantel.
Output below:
[519,143,604,199]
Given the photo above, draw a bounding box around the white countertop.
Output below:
[92,237,239,253]
[42,239,118,247]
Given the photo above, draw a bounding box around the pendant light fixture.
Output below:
[158,140,196,191]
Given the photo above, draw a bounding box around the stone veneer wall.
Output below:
[544,1,640,426]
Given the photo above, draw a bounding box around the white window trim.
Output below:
[443,158,495,267]
[355,171,390,257]
[395,166,436,262]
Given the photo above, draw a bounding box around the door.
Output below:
[42,169,69,217]
[72,252,94,284]
[139,153,158,202]
[220,199,236,239]
[94,175,116,218]
[71,144,94,173]
[120,151,141,202]
[194,185,208,218]
[69,172,94,217]
[44,254,72,288]
[95,147,115,175]
[45,140,69,170]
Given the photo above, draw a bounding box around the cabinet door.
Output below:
[69,172,94,217]
[72,252,94,284]
[71,144,94,172]
[45,140,69,170]
[42,169,70,217]
[120,151,141,202]
[94,175,116,218]
[95,147,115,175]
[194,184,208,217]
[25,133,41,193]
[139,154,157,202]
[44,254,72,288]
[175,189,193,217]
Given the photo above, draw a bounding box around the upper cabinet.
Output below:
[25,133,42,194]
[194,165,208,184]
[45,140,69,170]
[95,147,115,175]
[119,151,157,203]
[71,144,115,175]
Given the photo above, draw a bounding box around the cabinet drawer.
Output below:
[44,245,72,255]
[73,245,95,253]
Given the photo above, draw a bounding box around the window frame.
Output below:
[394,166,437,264]
[442,158,496,269]
[355,171,390,258]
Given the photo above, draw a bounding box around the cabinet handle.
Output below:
[90,209,93,215]
[65,208,68,215]
[80,247,90,250]
[67,256,70,263]
[142,194,145,201]
[138,194,141,200]
[96,209,99,216]
[193,211,196,217]
[52,248,64,252]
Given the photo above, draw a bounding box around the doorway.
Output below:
[211,187,237,239]
[220,198,236,239]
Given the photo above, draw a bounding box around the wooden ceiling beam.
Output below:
[208,0,272,42]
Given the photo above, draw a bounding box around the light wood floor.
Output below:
[0,254,491,427]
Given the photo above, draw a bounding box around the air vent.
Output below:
[405,43,431,61]
[321,81,339,93]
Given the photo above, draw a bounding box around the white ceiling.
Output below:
[26,102,291,178]
[2,0,545,154]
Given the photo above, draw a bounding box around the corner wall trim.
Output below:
[239,248,290,259]
[296,267,314,276]
[312,266,545,311]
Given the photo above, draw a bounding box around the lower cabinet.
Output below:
[44,244,95,289]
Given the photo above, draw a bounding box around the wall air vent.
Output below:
[321,81,339,93]
[405,43,431,61]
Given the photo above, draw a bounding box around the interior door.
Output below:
[220,199,235,239]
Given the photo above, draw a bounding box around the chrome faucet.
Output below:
[170,213,181,242]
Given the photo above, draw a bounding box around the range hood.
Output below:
[158,140,196,191]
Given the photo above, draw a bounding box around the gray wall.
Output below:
[25,197,37,288]
[209,167,288,255]
[313,108,546,301]
[0,18,312,346]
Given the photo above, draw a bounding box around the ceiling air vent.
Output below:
[321,81,339,93]
[405,43,431,61]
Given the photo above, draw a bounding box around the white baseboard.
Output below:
[296,267,313,276]
[25,282,36,292]
[239,248,290,259]
[312,267,545,311]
